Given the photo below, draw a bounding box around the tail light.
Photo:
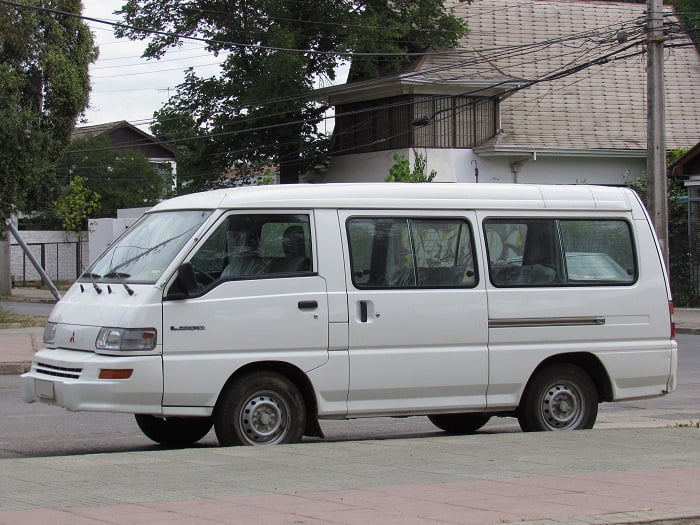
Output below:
[669,301,676,339]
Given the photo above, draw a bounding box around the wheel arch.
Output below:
[525,352,613,403]
[216,361,323,439]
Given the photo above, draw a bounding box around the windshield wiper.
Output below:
[81,272,102,280]
[104,272,131,279]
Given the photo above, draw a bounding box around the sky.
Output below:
[82,1,225,131]
[81,1,347,134]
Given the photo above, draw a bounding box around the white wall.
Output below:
[324,148,646,186]
[88,207,151,264]
[10,231,88,284]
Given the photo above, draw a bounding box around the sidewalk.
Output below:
[0,428,699,524]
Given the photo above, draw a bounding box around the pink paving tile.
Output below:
[0,509,106,525]
[67,504,173,525]
[297,507,436,525]
[543,492,661,514]
[412,504,527,524]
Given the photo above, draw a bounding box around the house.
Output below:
[72,120,178,187]
[316,0,700,185]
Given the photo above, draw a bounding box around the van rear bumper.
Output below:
[21,348,163,414]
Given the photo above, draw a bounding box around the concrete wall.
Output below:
[324,148,646,186]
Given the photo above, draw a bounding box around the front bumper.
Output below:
[21,348,163,414]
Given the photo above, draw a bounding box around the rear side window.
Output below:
[485,219,636,287]
[347,218,477,289]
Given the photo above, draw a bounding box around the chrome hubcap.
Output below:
[540,383,583,430]
[239,393,288,445]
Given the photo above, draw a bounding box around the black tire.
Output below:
[214,371,306,446]
[517,363,598,432]
[135,414,213,447]
[428,413,491,434]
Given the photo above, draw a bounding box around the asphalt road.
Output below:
[0,300,55,317]
[2,335,698,459]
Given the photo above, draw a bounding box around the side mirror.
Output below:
[165,262,198,300]
[177,262,198,294]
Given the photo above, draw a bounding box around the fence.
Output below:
[10,231,89,285]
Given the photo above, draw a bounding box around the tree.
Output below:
[53,176,100,232]
[55,135,165,218]
[626,148,694,306]
[614,0,700,50]
[117,0,467,186]
[386,151,437,183]
[0,0,97,294]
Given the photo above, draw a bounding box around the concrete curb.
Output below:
[0,362,30,375]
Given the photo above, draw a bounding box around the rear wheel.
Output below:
[214,371,306,446]
[428,413,491,434]
[517,363,598,432]
[135,415,213,447]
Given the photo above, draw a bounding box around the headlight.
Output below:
[96,328,157,351]
[43,322,57,346]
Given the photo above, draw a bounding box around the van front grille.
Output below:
[36,362,82,379]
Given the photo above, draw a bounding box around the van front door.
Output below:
[161,211,329,408]
[340,211,488,416]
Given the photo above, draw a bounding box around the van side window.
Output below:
[347,218,476,289]
[485,219,635,287]
[485,219,563,286]
[188,214,312,290]
[560,220,635,283]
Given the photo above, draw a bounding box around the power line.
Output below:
[0,0,477,59]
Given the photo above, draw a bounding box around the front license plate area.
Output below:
[35,379,55,400]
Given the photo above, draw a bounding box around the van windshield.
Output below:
[82,210,212,284]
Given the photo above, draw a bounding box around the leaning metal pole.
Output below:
[4,219,61,301]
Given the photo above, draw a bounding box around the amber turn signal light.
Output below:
[98,369,133,380]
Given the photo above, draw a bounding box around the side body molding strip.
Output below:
[489,317,606,328]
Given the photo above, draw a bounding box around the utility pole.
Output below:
[647,0,669,270]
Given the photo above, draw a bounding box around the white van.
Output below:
[21,183,677,446]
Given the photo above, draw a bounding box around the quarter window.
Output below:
[347,218,476,288]
[485,219,636,287]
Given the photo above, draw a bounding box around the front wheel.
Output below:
[214,371,306,446]
[135,414,213,447]
[517,363,598,432]
[428,413,491,434]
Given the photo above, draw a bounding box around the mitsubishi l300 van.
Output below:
[22,183,677,446]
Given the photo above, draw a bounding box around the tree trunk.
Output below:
[0,230,12,296]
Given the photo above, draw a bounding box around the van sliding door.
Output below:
[339,210,488,416]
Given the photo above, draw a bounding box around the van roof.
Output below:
[151,183,639,213]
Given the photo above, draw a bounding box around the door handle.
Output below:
[360,301,368,323]
[298,300,318,311]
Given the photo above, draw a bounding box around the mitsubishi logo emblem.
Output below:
[69,332,75,343]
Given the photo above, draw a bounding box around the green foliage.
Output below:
[53,176,101,232]
[55,136,165,218]
[386,151,437,183]
[610,0,700,50]
[257,169,276,186]
[626,174,696,306]
[670,0,700,50]
[668,147,691,165]
[0,0,97,220]
[120,0,467,185]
